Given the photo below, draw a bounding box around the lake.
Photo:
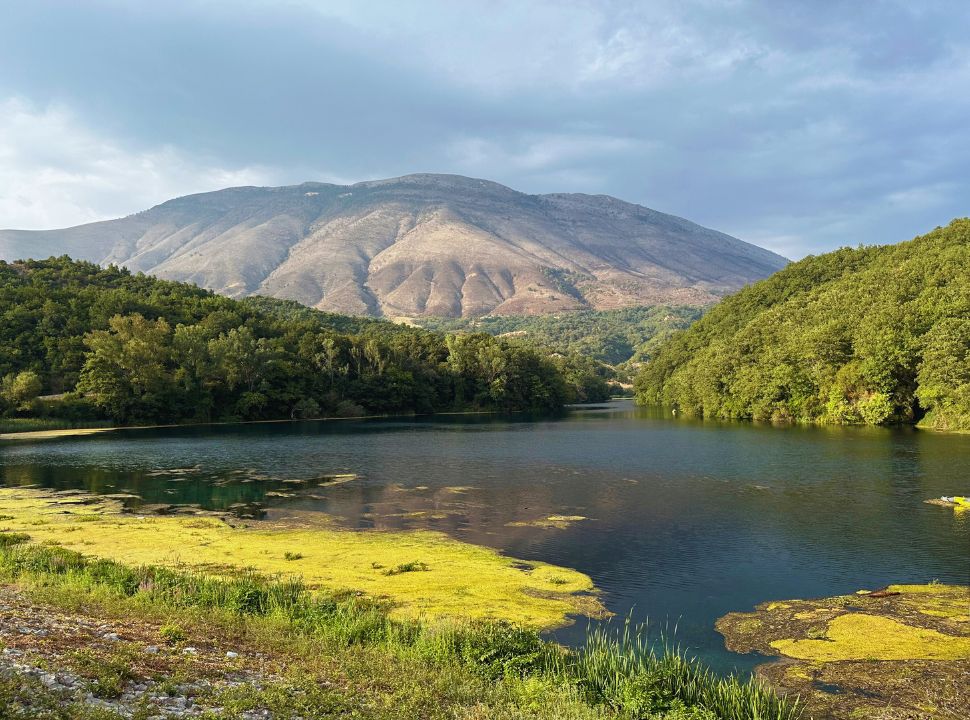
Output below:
[2,400,968,673]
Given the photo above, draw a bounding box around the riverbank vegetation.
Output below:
[0,530,802,719]
[635,219,970,429]
[0,257,609,428]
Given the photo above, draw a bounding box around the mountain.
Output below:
[0,174,786,318]
[634,219,970,430]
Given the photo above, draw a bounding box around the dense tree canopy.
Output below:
[418,305,703,366]
[635,219,970,430]
[0,257,605,425]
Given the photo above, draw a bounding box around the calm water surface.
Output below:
[2,401,969,673]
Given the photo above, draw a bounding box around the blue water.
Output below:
[2,401,968,673]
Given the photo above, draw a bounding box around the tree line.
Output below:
[0,257,609,426]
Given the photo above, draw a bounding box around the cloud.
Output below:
[0,1,967,255]
[447,132,651,189]
[297,0,768,93]
[0,98,279,229]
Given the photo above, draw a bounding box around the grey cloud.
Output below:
[0,0,967,256]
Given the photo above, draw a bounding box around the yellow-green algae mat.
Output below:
[0,488,606,629]
[717,584,970,719]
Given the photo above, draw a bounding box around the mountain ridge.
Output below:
[0,173,787,318]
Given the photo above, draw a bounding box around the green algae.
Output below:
[0,487,607,630]
[717,584,970,719]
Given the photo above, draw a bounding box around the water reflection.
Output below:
[2,401,968,673]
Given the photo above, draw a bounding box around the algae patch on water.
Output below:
[0,488,606,629]
[717,584,970,719]
[506,515,587,530]
[770,613,970,661]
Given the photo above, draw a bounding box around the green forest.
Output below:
[0,258,609,428]
[635,219,970,430]
[417,305,703,366]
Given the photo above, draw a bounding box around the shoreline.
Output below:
[0,407,535,442]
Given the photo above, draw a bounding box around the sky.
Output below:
[1,0,967,258]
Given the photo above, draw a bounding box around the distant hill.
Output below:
[0,174,786,318]
[635,219,970,430]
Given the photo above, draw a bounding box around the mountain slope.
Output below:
[634,219,970,430]
[0,174,786,318]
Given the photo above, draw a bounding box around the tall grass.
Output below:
[0,534,802,720]
[560,619,802,719]
[0,417,112,434]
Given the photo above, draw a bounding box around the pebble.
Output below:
[226,650,239,659]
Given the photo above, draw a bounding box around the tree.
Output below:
[1,370,43,413]
[78,314,176,422]
[916,318,970,430]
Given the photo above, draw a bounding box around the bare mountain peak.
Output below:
[0,175,787,318]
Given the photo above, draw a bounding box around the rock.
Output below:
[226,651,239,659]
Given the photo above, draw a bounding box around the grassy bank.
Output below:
[0,417,113,436]
[0,533,802,719]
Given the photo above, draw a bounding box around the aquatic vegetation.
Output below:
[382,561,430,576]
[770,613,970,661]
[317,473,359,487]
[565,620,801,719]
[507,515,588,529]
[0,487,604,629]
[718,584,970,719]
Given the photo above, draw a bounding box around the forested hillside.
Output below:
[635,219,970,430]
[0,258,607,427]
[417,305,703,366]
